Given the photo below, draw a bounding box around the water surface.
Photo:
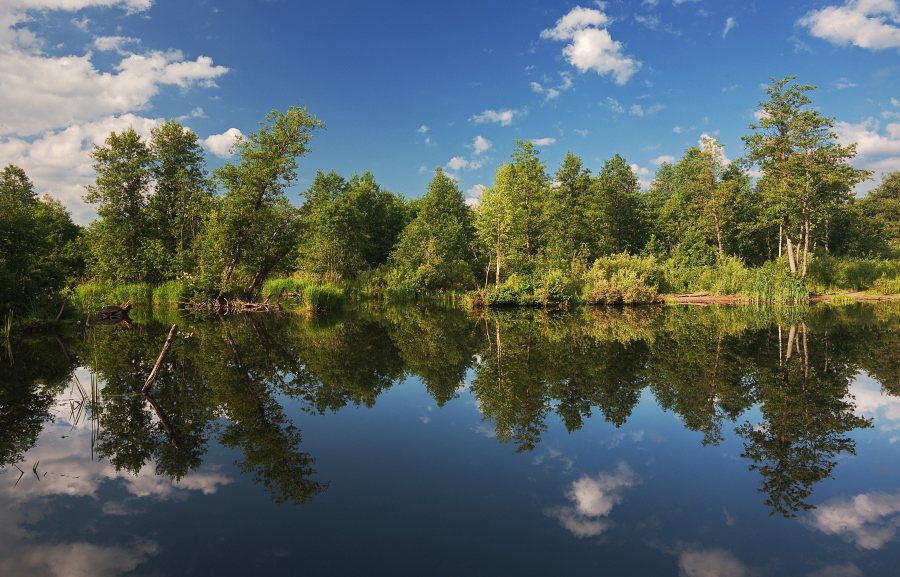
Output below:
[2,303,900,576]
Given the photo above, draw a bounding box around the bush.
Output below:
[582,262,657,305]
[303,284,344,311]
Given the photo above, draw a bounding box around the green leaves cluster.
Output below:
[0,165,82,316]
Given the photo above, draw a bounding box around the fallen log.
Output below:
[142,324,178,394]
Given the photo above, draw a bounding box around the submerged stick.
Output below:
[142,324,178,394]
[142,392,180,449]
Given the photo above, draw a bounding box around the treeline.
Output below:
[4,77,900,318]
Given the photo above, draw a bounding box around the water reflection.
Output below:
[3,303,900,520]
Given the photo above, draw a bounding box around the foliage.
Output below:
[1,165,83,316]
[202,106,325,300]
[386,169,476,293]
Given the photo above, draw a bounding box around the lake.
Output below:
[2,303,900,576]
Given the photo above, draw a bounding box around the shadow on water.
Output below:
[4,301,900,515]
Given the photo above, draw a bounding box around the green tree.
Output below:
[0,165,82,314]
[146,119,214,279]
[860,171,900,251]
[204,106,324,299]
[541,152,595,265]
[83,127,153,281]
[594,153,643,254]
[387,168,476,292]
[475,141,548,286]
[297,170,409,279]
[742,76,870,276]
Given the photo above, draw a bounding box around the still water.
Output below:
[2,303,900,576]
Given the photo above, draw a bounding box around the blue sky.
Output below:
[2,0,900,224]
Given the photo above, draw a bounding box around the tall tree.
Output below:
[541,152,594,265]
[146,119,213,279]
[83,127,152,281]
[860,171,900,250]
[387,168,476,292]
[296,170,408,279]
[742,76,870,276]
[593,153,643,254]
[475,141,547,286]
[206,106,324,300]
[1,165,82,314]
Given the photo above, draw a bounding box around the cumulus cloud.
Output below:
[631,104,644,116]
[799,0,900,50]
[540,6,641,85]
[202,128,243,158]
[470,108,518,126]
[446,156,469,171]
[631,163,654,189]
[473,135,492,155]
[0,0,229,223]
[543,462,639,538]
[465,184,485,207]
[418,124,429,134]
[803,489,900,549]
[651,155,675,165]
[531,137,556,146]
[834,118,900,181]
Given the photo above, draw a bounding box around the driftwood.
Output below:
[142,324,178,393]
[179,298,284,314]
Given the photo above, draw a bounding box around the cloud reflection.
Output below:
[678,548,749,577]
[803,490,900,550]
[544,462,639,538]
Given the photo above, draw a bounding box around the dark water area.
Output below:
[3,303,900,576]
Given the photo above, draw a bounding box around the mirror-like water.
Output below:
[3,304,900,576]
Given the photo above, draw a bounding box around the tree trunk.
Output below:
[495,219,502,288]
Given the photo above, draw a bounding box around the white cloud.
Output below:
[836,77,857,89]
[202,128,242,158]
[465,183,485,207]
[723,17,737,38]
[473,135,492,155]
[673,125,684,133]
[531,137,556,146]
[678,549,749,577]
[799,0,900,50]
[803,489,900,549]
[630,104,644,116]
[543,462,639,538]
[446,156,469,171]
[834,118,900,180]
[606,97,625,114]
[651,154,675,165]
[0,113,161,223]
[573,128,589,137]
[892,97,900,106]
[470,108,518,126]
[418,124,429,134]
[0,0,228,223]
[631,163,653,189]
[540,6,610,40]
[93,35,139,52]
[540,6,641,85]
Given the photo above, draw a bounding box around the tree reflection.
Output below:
[737,321,872,517]
[5,302,896,516]
[0,336,75,467]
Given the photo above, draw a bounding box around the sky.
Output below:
[2,0,900,224]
